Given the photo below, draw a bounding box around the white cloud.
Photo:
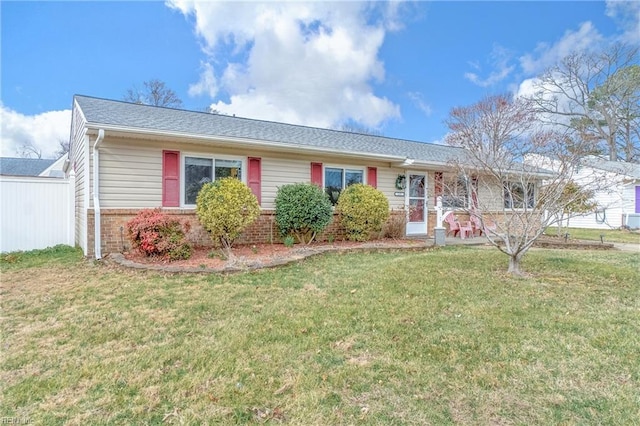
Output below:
[188,61,219,98]
[168,1,401,128]
[515,2,640,120]
[407,91,432,116]
[0,105,71,159]
[606,0,640,44]
[464,44,515,87]
[519,22,605,76]
[517,4,638,78]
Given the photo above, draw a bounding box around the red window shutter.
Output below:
[162,150,180,207]
[434,171,443,204]
[367,167,377,188]
[471,176,479,208]
[248,157,262,205]
[311,162,323,186]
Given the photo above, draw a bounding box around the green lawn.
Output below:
[1,245,639,425]
[545,226,640,244]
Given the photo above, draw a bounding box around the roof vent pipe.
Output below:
[93,129,105,259]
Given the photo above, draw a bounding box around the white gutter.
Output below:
[93,129,105,259]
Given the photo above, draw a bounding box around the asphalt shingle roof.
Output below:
[0,157,55,176]
[75,95,467,165]
[581,156,640,179]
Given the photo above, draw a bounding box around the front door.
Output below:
[406,172,427,235]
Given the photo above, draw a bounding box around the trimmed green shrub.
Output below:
[275,183,333,244]
[336,184,390,242]
[195,178,260,256]
[126,209,192,260]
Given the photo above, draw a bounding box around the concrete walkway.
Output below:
[418,235,639,252]
[410,235,491,247]
[611,242,640,253]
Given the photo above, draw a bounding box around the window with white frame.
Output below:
[503,181,535,209]
[442,176,470,209]
[324,167,363,204]
[184,156,243,205]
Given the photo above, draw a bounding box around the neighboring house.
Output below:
[69,95,541,258]
[0,156,66,177]
[565,157,640,230]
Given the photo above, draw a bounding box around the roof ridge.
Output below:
[73,94,455,149]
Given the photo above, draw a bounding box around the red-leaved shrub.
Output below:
[126,209,192,260]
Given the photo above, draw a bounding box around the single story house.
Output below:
[68,95,538,258]
[563,157,640,230]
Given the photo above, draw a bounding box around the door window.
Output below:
[409,174,425,222]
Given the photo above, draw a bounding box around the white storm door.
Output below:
[406,173,427,235]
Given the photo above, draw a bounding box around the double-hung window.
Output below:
[184,156,243,205]
[324,167,363,204]
[442,176,470,209]
[503,181,535,209]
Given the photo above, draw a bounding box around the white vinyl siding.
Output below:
[378,167,406,209]
[98,143,163,209]
[552,162,638,230]
[564,181,626,229]
[261,157,311,210]
[94,139,313,210]
[91,135,429,213]
[70,103,88,253]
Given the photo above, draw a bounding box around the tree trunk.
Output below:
[508,254,523,275]
[557,211,565,237]
[608,134,617,161]
[220,237,235,261]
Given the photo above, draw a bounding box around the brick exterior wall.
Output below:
[88,208,352,257]
[85,209,530,258]
[87,208,416,258]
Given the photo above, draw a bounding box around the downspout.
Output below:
[93,129,105,259]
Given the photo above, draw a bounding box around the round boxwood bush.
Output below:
[196,177,260,256]
[275,183,333,244]
[336,184,390,241]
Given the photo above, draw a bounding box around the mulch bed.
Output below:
[532,236,614,250]
[106,236,618,274]
[110,239,430,274]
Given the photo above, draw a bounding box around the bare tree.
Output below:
[338,123,383,136]
[525,43,639,162]
[445,94,607,275]
[55,139,70,158]
[124,79,183,108]
[197,106,225,115]
[18,143,42,159]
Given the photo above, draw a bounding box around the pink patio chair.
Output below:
[469,215,483,237]
[458,221,474,239]
[443,213,460,237]
[470,215,497,236]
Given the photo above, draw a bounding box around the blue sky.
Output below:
[1,1,638,158]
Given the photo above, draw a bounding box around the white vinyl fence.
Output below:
[0,174,75,253]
